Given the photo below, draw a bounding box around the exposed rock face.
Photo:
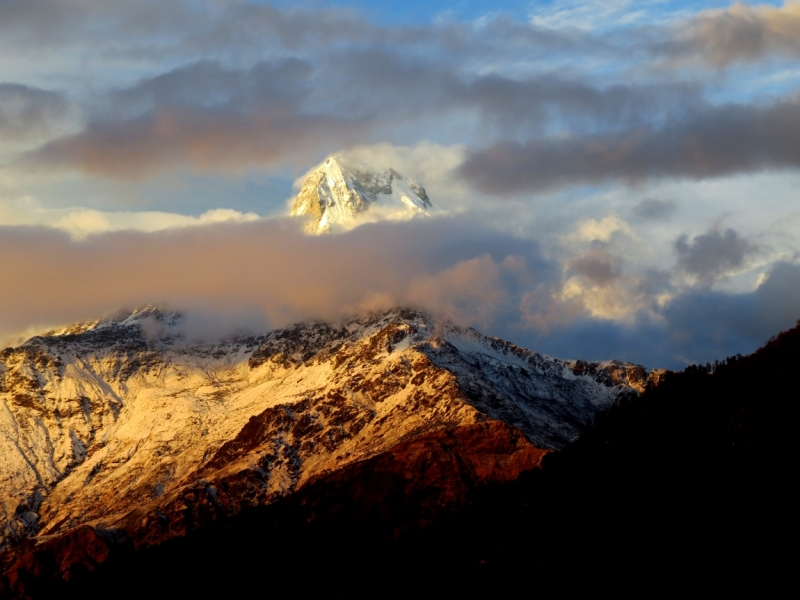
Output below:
[0,306,657,578]
[290,156,432,233]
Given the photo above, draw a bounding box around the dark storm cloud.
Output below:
[458,96,800,194]
[0,83,69,140]
[674,227,759,284]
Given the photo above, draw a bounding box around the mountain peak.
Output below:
[290,155,433,234]
[37,305,180,341]
[0,303,652,572]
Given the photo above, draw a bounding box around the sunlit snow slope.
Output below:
[0,307,657,550]
[290,156,433,233]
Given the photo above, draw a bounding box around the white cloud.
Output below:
[570,215,637,243]
[0,195,260,239]
[529,0,653,30]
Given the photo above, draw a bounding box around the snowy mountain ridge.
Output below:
[40,306,179,339]
[290,156,434,233]
[0,307,659,553]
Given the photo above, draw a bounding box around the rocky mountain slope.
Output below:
[0,307,664,595]
[290,156,433,233]
[4,314,790,599]
[0,307,658,553]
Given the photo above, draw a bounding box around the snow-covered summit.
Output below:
[290,156,434,234]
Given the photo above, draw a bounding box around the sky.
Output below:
[1,0,799,369]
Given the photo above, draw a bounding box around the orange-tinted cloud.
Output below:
[27,106,361,180]
[677,1,800,66]
[0,216,549,343]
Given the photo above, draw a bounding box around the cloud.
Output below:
[8,0,797,78]
[0,193,260,239]
[24,59,365,179]
[568,249,621,286]
[0,0,598,62]
[630,198,677,221]
[571,215,637,243]
[408,255,529,328]
[0,83,69,141]
[18,51,707,181]
[0,216,797,371]
[52,208,260,239]
[460,75,702,135]
[518,260,800,368]
[659,260,800,362]
[0,0,345,51]
[27,108,353,179]
[674,227,759,284]
[458,96,800,194]
[553,214,660,324]
[337,142,468,207]
[530,0,648,31]
[671,1,800,67]
[0,215,552,345]
[5,2,794,190]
